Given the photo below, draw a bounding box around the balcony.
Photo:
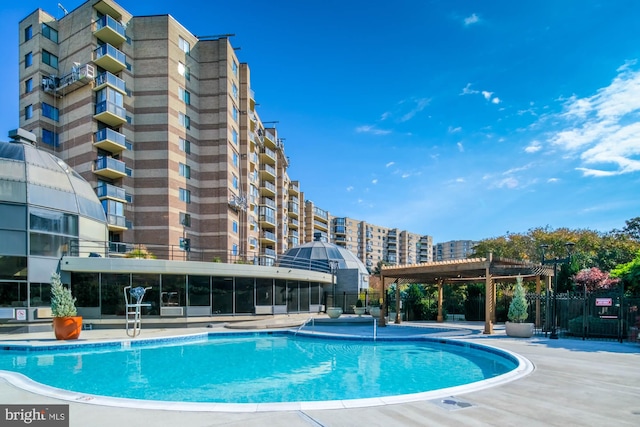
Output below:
[259,214,276,226]
[96,182,126,202]
[93,44,126,73]
[94,71,126,94]
[260,231,276,243]
[259,164,276,180]
[260,180,276,197]
[94,128,126,153]
[260,197,276,209]
[289,218,299,228]
[260,147,276,163]
[94,15,126,45]
[94,156,127,179]
[94,100,126,126]
[106,213,127,231]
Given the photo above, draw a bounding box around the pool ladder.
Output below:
[295,317,314,335]
[124,286,152,337]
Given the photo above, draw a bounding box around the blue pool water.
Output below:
[0,333,518,404]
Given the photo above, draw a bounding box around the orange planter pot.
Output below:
[53,316,82,340]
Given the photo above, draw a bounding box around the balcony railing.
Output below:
[94,156,126,178]
[260,198,276,209]
[106,214,127,229]
[95,182,126,201]
[94,71,126,94]
[93,43,126,73]
[94,100,126,126]
[94,15,126,45]
[94,128,126,152]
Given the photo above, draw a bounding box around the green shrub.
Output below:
[508,276,529,323]
[50,272,77,317]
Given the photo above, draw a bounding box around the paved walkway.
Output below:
[1,318,639,426]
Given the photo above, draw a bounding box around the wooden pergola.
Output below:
[380,253,555,334]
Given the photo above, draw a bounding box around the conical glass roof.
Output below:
[278,238,369,276]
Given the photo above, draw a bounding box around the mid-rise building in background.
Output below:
[432,240,477,261]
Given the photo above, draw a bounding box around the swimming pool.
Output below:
[0,331,532,411]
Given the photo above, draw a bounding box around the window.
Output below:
[179,163,191,179]
[232,129,238,145]
[179,112,190,129]
[232,83,238,100]
[232,244,238,256]
[42,129,59,147]
[42,24,58,43]
[42,50,58,68]
[232,174,238,190]
[232,152,238,167]
[179,212,191,227]
[25,105,33,120]
[179,87,190,105]
[232,106,238,122]
[25,25,33,41]
[232,60,238,76]
[178,36,190,54]
[179,188,191,203]
[25,52,33,68]
[178,62,190,80]
[25,78,33,93]
[232,221,238,234]
[42,103,59,121]
[179,137,191,154]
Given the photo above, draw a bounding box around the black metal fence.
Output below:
[349,289,640,342]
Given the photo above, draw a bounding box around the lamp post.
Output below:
[540,242,575,339]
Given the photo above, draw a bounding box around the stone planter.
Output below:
[326,307,342,319]
[505,321,534,338]
[53,316,82,340]
[353,307,366,317]
[369,306,381,318]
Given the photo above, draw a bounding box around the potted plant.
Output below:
[369,299,381,318]
[505,275,533,338]
[352,299,366,316]
[326,306,342,318]
[51,272,82,340]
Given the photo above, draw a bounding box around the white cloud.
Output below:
[547,178,559,183]
[385,161,395,168]
[402,174,410,179]
[457,142,464,152]
[464,13,480,26]
[482,91,493,101]
[355,125,392,135]
[371,179,378,184]
[492,97,501,104]
[460,83,479,95]
[548,63,640,176]
[456,177,465,183]
[399,98,430,122]
[525,141,542,153]
[448,126,462,133]
[496,177,519,189]
[380,111,391,121]
[346,186,354,192]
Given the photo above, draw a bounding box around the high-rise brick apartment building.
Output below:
[331,217,433,271]
[17,0,319,266]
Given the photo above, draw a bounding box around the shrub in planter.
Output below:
[51,272,82,340]
[506,276,533,338]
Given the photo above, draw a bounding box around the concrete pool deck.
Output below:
[1,317,639,426]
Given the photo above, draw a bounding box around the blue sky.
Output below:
[3,1,640,243]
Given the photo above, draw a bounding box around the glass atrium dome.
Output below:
[278,234,369,277]
[0,130,108,288]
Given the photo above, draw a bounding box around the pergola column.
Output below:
[436,279,444,322]
[483,253,494,334]
[535,275,542,327]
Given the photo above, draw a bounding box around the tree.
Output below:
[572,267,620,293]
[507,276,529,323]
[611,251,640,296]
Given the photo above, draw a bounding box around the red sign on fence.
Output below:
[595,298,613,307]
